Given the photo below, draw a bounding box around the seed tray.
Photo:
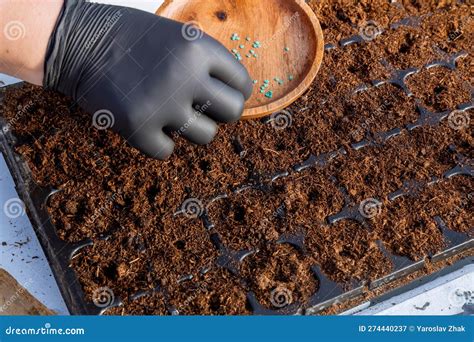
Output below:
[1,2,473,315]
[0,78,472,315]
[0,83,100,314]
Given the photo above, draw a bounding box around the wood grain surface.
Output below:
[0,268,54,315]
[157,0,324,119]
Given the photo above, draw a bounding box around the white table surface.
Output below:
[0,153,69,314]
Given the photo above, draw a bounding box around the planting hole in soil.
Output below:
[0,0,472,315]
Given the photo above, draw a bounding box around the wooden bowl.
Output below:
[156,0,324,119]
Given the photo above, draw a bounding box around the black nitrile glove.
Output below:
[44,0,252,159]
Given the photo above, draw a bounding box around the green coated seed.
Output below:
[288,75,294,81]
[239,45,245,49]
[253,80,258,84]
[231,49,237,53]
[231,33,240,41]
[284,47,290,52]
[264,80,269,84]
[265,91,273,98]
[260,89,265,93]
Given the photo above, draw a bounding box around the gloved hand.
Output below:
[44,0,252,159]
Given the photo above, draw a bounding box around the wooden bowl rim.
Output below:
[156,0,325,120]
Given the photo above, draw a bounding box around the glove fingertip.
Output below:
[152,137,175,160]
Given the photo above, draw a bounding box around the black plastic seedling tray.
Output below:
[0,7,473,314]
[1,79,472,315]
[0,83,99,315]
